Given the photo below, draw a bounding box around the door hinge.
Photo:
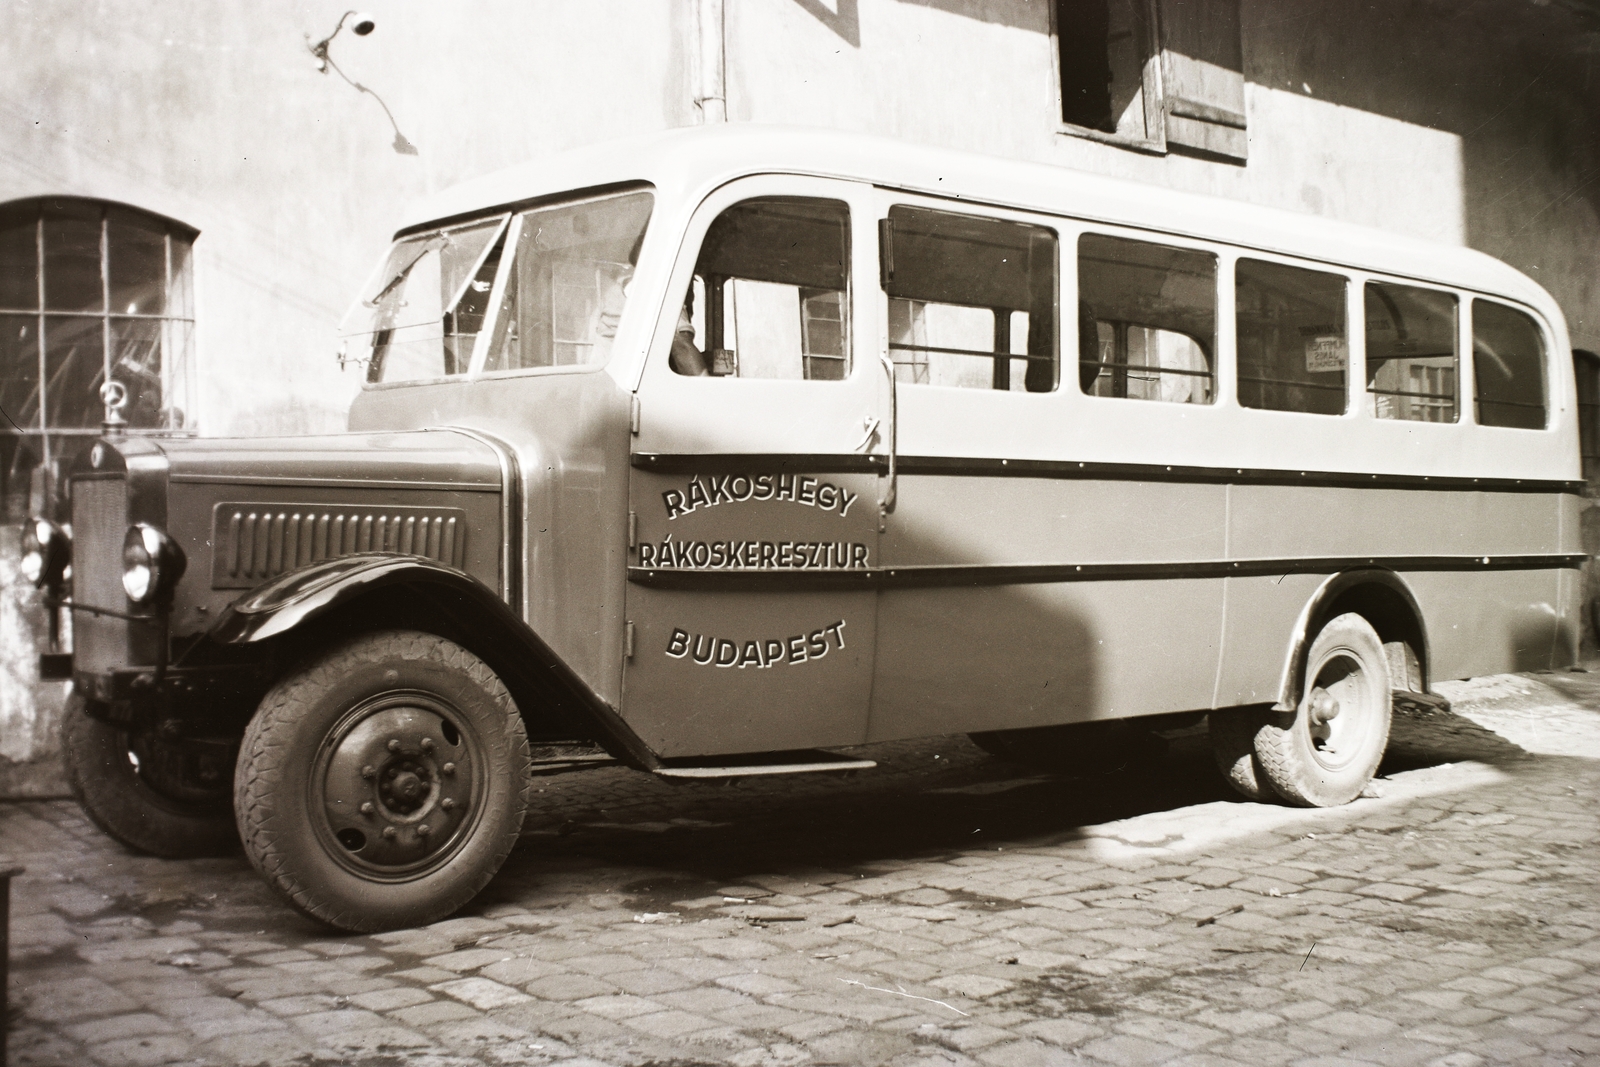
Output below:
[628,510,637,549]
[625,620,636,659]
[630,395,641,435]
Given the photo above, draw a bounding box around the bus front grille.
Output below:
[71,477,134,674]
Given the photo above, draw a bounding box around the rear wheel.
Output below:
[234,630,532,933]
[62,692,238,858]
[1208,706,1277,801]
[1255,613,1392,807]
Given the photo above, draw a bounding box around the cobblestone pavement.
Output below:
[4,671,1600,1067]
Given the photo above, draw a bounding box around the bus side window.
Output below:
[1077,233,1216,404]
[673,197,851,380]
[1473,299,1548,429]
[881,206,1058,392]
[1236,259,1349,416]
[1365,282,1459,423]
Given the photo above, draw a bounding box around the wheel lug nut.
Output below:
[381,826,397,839]
[360,802,374,815]
[441,762,455,775]
[441,798,455,811]
[420,738,434,753]
[417,824,431,837]
[361,765,375,779]
[387,739,401,752]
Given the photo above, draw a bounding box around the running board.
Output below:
[653,752,876,779]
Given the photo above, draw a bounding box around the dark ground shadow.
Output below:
[477,694,1530,915]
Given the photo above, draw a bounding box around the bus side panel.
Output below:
[866,473,1226,741]
[866,580,1224,742]
[1212,574,1327,707]
[1228,487,1560,559]
[1407,568,1567,680]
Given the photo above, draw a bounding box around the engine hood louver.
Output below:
[213,503,467,588]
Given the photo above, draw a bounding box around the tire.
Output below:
[234,631,532,933]
[1254,613,1392,807]
[1208,706,1278,801]
[969,721,1163,778]
[61,691,238,858]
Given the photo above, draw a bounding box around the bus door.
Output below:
[624,176,884,760]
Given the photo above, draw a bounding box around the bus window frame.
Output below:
[874,192,1065,400]
[1468,294,1557,432]
[1071,223,1227,409]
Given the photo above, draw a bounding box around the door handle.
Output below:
[853,415,880,452]
[878,351,897,528]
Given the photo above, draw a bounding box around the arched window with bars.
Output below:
[0,197,197,520]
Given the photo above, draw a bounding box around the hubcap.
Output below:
[1305,654,1372,770]
[316,696,481,876]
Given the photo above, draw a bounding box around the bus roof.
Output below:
[402,125,1555,315]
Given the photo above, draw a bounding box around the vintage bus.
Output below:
[30,126,1582,932]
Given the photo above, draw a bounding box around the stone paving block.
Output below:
[1440,975,1518,997]
[386,964,462,984]
[1477,964,1551,986]
[85,1034,195,1067]
[431,975,536,1010]
[1017,1016,1102,1047]
[424,946,520,972]
[1189,1008,1282,1035]
[20,975,140,1023]
[1077,1032,1185,1066]
[65,1012,177,1045]
[388,998,483,1026]
[316,1024,437,1054]
[473,954,565,987]
[287,1006,393,1036]
[184,1009,290,1043]
[256,993,340,1017]
[931,974,1014,999]
[624,1007,722,1038]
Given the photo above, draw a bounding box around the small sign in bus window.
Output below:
[1305,335,1347,373]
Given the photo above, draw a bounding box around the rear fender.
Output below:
[1276,568,1430,710]
[209,554,660,769]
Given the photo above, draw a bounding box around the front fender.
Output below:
[208,553,470,644]
[208,554,661,770]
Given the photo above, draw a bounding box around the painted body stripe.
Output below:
[628,553,1587,591]
[631,452,1582,496]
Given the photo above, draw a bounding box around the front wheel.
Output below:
[234,631,533,933]
[1254,613,1392,807]
[62,692,238,858]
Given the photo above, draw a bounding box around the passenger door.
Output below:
[624,177,883,759]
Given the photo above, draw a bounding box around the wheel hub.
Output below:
[319,702,475,870]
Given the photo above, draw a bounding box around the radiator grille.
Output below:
[212,503,468,588]
[72,477,133,672]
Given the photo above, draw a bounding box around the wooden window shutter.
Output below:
[1158,0,1247,160]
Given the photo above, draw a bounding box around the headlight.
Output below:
[21,517,71,589]
[122,523,186,604]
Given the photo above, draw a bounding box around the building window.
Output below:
[1054,0,1247,160]
[0,198,196,519]
[1577,351,1600,478]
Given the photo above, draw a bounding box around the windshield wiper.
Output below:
[363,235,448,308]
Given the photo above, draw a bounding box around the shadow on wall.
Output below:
[792,0,861,45]
[1241,0,1600,349]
